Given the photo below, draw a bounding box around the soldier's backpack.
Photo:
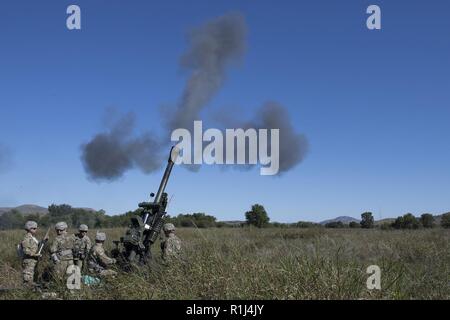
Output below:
[16,242,24,259]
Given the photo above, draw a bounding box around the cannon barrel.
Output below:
[154,146,180,204]
[142,146,180,225]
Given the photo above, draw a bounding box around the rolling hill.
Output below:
[319,216,360,225]
[0,204,48,215]
[0,204,97,216]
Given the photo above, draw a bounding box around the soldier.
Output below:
[72,224,92,271]
[160,223,182,262]
[20,221,48,287]
[87,232,117,277]
[50,221,74,280]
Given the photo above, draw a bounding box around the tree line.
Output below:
[321,212,450,229]
[0,203,449,230]
[0,204,227,230]
[241,205,450,229]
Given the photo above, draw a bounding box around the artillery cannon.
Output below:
[112,146,180,267]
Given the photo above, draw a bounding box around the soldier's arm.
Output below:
[21,238,37,256]
[80,238,91,259]
[97,247,116,265]
[86,237,92,251]
[49,240,60,262]
[49,239,58,254]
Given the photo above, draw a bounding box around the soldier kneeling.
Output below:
[88,232,117,277]
[160,223,182,262]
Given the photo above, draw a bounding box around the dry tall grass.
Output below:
[0,227,448,299]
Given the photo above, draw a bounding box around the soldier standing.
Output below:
[72,224,92,271]
[160,223,182,262]
[20,221,48,287]
[87,232,117,277]
[50,221,74,280]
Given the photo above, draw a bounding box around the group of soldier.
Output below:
[20,220,181,288]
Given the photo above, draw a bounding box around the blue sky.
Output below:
[0,0,449,222]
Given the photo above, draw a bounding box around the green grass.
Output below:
[0,227,449,299]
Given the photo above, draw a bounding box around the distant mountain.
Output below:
[0,204,48,215]
[0,204,98,216]
[320,216,360,225]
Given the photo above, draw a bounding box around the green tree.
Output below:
[172,213,217,228]
[349,221,360,228]
[420,213,434,228]
[245,204,270,228]
[48,204,74,226]
[24,213,41,225]
[325,221,345,228]
[392,213,420,229]
[392,216,403,229]
[48,204,73,217]
[108,210,137,227]
[296,221,319,228]
[402,213,420,229]
[0,210,24,230]
[360,212,374,229]
[38,214,51,227]
[441,212,450,228]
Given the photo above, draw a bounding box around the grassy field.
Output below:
[0,227,449,300]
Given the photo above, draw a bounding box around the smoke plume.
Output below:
[167,13,247,132]
[80,13,308,180]
[80,113,164,181]
[248,102,309,173]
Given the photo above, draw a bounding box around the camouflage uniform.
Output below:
[161,233,182,260]
[161,224,182,261]
[50,226,74,279]
[71,233,91,270]
[21,232,40,285]
[88,233,117,277]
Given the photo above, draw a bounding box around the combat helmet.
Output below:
[96,232,106,241]
[55,221,68,231]
[163,223,175,232]
[24,220,38,231]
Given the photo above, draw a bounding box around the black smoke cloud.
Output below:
[213,101,309,174]
[248,102,309,173]
[168,13,247,132]
[81,13,246,181]
[166,13,247,173]
[80,13,308,180]
[168,13,308,174]
[80,113,163,182]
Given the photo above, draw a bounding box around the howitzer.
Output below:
[114,146,180,266]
